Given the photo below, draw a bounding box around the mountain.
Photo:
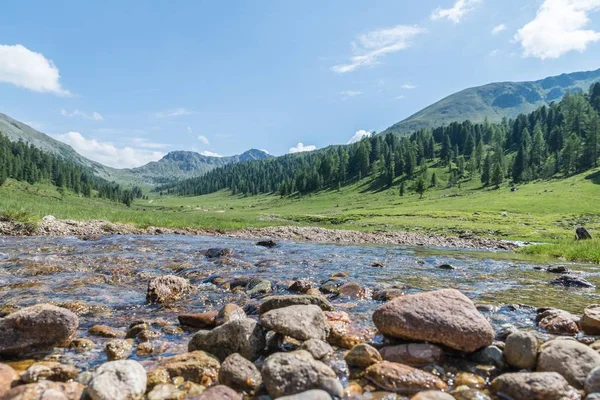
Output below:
[382,68,600,136]
[0,113,271,186]
[124,149,271,185]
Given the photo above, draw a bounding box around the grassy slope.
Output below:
[1,166,599,262]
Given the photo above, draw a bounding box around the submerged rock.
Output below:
[147,275,190,303]
[188,318,265,361]
[550,274,595,288]
[205,248,234,258]
[0,304,78,356]
[260,305,330,341]
[365,361,448,394]
[259,295,334,313]
[256,239,277,248]
[372,289,494,353]
[87,360,147,400]
[537,340,600,389]
[104,339,133,361]
[491,372,580,400]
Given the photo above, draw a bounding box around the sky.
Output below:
[1,0,600,168]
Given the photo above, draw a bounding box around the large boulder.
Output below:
[259,295,334,313]
[218,353,262,393]
[261,350,342,398]
[537,340,600,389]
[582,304,600,335]
[365,361,448,394]
[147,275,190,303]
[0,304,78,356]
[372,289,494,353]
[504,331,538,370]
[0,381,85,400]
[155,351,220,385]
[260,305,330,341]
[491,372,580,400]
[87,360,147,400]
[188,318,265,361]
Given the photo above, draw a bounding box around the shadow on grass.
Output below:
[585,170,600,184]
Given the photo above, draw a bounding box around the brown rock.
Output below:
[146,275,190,304]
[178,311,218,329]
[536,309,580,335]
[289,279,315,293]
[88,325,124,338]
[338,283,366,299]
[345,344,382,368]
[454,372,484,389]
[410,392,455,400]
[327,321,366,349]
[0,364,18,396]
[67,338,94,352]
[582,304,600,335]
[215,304,246,326]
[155,351,220,386]
[491,372,580,400]
[372,288,405,302]
[380,344,446,367]
[21,362,79,383]
[260,305,330,341]
[0,381,85,400]
[188,385,241,400]
[365,361,448,394]
[372,289,494,353]
[104,339,133,361]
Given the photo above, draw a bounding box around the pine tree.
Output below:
[492,161,503,189]
[415,174,427,199]
[481,153,491,186]
[430,172,437,187]
[0,165,6,186]
[399,181,405,197]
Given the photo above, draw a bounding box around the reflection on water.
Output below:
[0,234,598,370]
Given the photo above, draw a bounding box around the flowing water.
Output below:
[0,234,598,375]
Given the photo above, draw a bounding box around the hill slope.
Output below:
[383,68,600,135]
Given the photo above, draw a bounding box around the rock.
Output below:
[188,385,241,400]
[372,288,405,301]
[345,343,382,368]
[156,351,220,385]
[205,248,234,258]
[370,262,386,268]
[87,360,147,400]
[0,364,18,396]
[437,264,456,270]
[576,227,592,240]
[380,344,446,367]
[537,340,600,388]
[246,279,272,296]
[146,384,183,400]
[178,311,218,329]
[147,275,190,304]
[338,283,366,299]
[326,321,366,349]
[0,304,78,356]
[188,318,265,361]
[278,390,333,400]
[365,361,448,394]
[547,266,570,274]
[550,274,595,288]
[219,353,261,393]
[454,372,485,389]
[586,366,600,394]
[68,338,94,352]
[259,295,334,313]
[301,339,334,360]
[104,339,133,361]
[0,381,84,400]
[126,322,150,339]
[256,239,277,248]
[491,372,580,400]
[261,351,342,398]
[470,346,504,369]
[372,289,494,353]
[289,279,315,294]
[452,388,490,400]
[89,325,124,338]
[410,392,455,400]
[536,308,580,335]
[215,304,246,326]
[21,362,79,383]
[260,305,329,341]
[504,331,538,369]
[582,305,600,335]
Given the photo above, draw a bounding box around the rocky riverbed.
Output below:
[0,234,598,399]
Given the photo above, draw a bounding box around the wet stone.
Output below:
[215,303,246,326]
[491,372,580,400]
[260,305,330,341]
[178,311,218,329]
[68,338,94,352]
[21,362,79,383]
[365,361,448,394]
[155,351,220,386]
[147,275,190,304]
[87,360,147,400]
[289,279,315,294]
[550,274,595,288]
[89,324,125,338]
[259,295,334,313]
[0,381,85,400]
[536,308,580,335]
[104,339,133,361]
[345,343,383,368]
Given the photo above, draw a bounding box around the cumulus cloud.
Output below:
[340,90,362,99]
[491,24,506,34]
[197,135,210,145]
[53,131,165,168]
[347,129,372,144]
[0,44,70,96]
[289,142,317,153]
[331,25,426,73]
[60,109,104,121]
[155,108,192,118]
[200,150,223,157]
[514,0,600,60]
[431,0,482,23]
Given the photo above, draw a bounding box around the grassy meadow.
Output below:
[1,165,599,263]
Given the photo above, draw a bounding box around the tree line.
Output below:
[162,83,600,198]
[0,133,143,206]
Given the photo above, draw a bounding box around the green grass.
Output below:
[1,166,599,262]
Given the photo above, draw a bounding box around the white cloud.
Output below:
[289,142,317,153]
[401,83,417,89]
[260,149,270,154]
[347,129,372,144]
[0,44,70,96]
[60,109,104,121]
[197,135,210,145]
[331,25,426,73]
[514,0,600,60]
[155,108,192,118]
[340,90,362,99]
[431,0,482,23]
[53,131,165,168]
[491,24,506,34]
[200,150,223,157]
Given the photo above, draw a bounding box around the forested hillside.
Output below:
[168,84,600,197]
[0,134,143,206]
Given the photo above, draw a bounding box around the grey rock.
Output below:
[301,339,333,360]
[277,390,333,400]
[550,274,595,288]
[259,295,334,313]
[219,353,262,393]
[260,305,330,341]
[188,318,265,361]
[87,360,147,400]
[585,366,600,395]
[104,339,133,361]
[491,372,580,400]
[537,340,600,389]
[247,279,272,296]
[504,331,538,369]
[188,385,241,399]
[215,303,246,326]
[21,362,79,383]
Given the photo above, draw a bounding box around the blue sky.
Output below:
[1,0,600,168]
